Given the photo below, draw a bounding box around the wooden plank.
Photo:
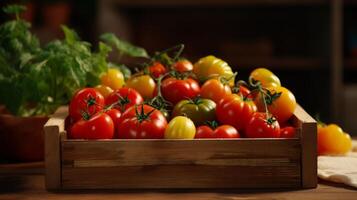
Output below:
[62,165,300,189]
[44,107,67,190]
[293,105,317,188]
[62,139,301,161]
[61,139,301,189]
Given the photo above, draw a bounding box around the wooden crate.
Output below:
[44,105,317,190]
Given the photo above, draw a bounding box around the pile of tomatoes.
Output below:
[67,46,301,140]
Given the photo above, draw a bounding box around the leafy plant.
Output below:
[0,4,147,116]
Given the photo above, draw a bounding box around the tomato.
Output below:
[126,74,156,99]
[173,59,193,72]
[245,112,280,138]
[235,85,253,99]
[216,94,257,132]
[161,77,200,105]
[195,125,240,139]
[193,55,234,86]
[95,84,113,98]
[70,113,114,139]
[101,68,125,90]
[69,88,105,122]
[172,98,216,126]
[200,79,232,104]
[105,108,121,133]
[280,126,296,138]
[149,62,167,78]
[249,68,281,88]
[117,105,167,139]
[255,86,296,123]
[105,87,144,112]
[165,116,196,139]
[318,124,352,155]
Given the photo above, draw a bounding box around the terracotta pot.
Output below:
[0,112,48,162]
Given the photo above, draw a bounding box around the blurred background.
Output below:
[1,0,356,135]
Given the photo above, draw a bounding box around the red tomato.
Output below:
[149,62,167,78]
[105,87,144,112]
[117,105,168,139]
[161,77,200,105]
[280,126,296,138]
[216,94,257,132]
[69,88,105,122]
[70,113,114,139]
[195,125,240,139]
[245,112,280,138]
[105,108,121,133]
[173,59,193,72]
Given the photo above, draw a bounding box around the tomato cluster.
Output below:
[65,45,353,156]
[67,49,304,141]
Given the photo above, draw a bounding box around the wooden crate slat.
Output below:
[62,165,301,189]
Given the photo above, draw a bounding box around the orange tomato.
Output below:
[318,124,352,155]
[173,59,193,72]
[126,74,156,99]
[255,86,296,123]
[200,79,232,104]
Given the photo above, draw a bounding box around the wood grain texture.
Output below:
[293,106,317,188]
[44,107,67,190]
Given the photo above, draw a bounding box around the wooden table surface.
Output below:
[0,163,356,200]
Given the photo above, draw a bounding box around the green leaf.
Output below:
[100,33,148,58]
[3,4,26,15]
[61,25,79,45]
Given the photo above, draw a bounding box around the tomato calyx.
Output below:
[265,116,278,125]
[151,44,185,67]
[146,75,172,114]
[204,120,219,129]
[134,104,156,123]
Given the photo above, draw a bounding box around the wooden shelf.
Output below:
[113,0,329,7]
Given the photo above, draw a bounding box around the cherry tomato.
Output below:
[172,98,216,126]
[105,108,121,133]
[245,112,280,138]
[173,59,193,72]
[249,68,281,88]
[165,116,196,139]
[117,105,167,139]
[255,86,296,123]
[195,125,240,139]
[101,68,125,90]
[149,62,166,78]
[216,94,257,132]
[70,113,114,139]
[69,88,105,122]
[105,87,144,112]
[161,77,200,105]
[95,84,113,98]
[200,79,232,104]
[280,126,296,138]
[236,85,253,99]
[193,55,235,86]
[318,124,352,155]
[126,74,156,99]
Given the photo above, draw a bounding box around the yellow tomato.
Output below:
[193,55,235,86]
[164,116,196,139]
[94,85,113,98]
[318,124,352,155]
[249,68,281,88]
[255,86,296,123]
[126,74,156,99]
[101,68,125,90]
